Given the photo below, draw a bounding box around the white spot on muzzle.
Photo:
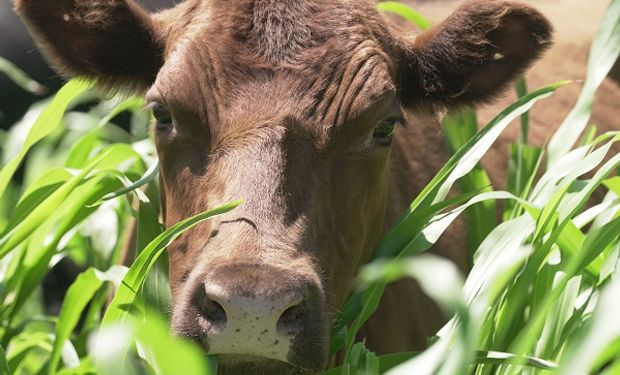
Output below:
[202,284,302,363]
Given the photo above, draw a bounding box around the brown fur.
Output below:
[14,0,553,372]
[14,0,165,92]
[401,0,551,108]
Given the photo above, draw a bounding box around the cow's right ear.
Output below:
[14,0,165,92]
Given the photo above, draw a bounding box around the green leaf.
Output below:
[99,161,159,203]
[136,312,214,375]
[514,76,530,144]
[1,173,124,323]
[0,80,91,199]
[0,150,107,258]
[433,83,567,205]
[557,278,620,375]
[505,143,543,218]
[474,350,558,370]
[376,1,432,30]
[0,140,140,260]
[48,267,127,374]
[65,97,145,170]
[102,200,243,327]
[359,255,465,315]
[443,108,496,260]
[136,187,169,313]
[509,214,620,370]
[377,81,568,261]
[3,168,72,235]
[0,57,46,95]
[547,0,620,164]
[604,176,620,197]
[0,346,10,375]
[6,331,53,373]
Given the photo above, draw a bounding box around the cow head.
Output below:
[15,0,551,372]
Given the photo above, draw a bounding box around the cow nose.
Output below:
[172,263,329,371]
[191,277,309,362]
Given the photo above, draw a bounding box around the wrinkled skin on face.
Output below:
[15,0,551,372]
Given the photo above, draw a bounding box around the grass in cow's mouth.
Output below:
[1,1,620,375]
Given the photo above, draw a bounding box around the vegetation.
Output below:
[0,1,619,374]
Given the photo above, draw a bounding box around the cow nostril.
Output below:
[204,298,227,327]
[277,303,306,336]
[194,288,227,332]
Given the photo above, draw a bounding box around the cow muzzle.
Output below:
[171,263,329,373]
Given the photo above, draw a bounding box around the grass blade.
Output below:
[547,0,620,164]
[378,81,568,260]
[376,2,431,30]
[136,312,213,375]
[102,200,243,326]
[48,267,127,374]
[0,346,9,375]
[0,57,46,95]
[557,278,620,375]
[0,80,90,198]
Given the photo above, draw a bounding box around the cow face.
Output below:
[15,0,551,372]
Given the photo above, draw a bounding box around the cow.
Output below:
[13,0,552,373]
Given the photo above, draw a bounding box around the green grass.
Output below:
[1,1,620,374]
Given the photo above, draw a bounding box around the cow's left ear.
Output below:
[398,0,552,109]
[14,0,165,93]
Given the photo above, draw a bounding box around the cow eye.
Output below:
[150,102,173,131]
[372,117,401,145]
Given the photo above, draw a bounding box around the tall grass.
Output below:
[0,1,619,374]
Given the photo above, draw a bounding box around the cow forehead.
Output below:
[201,0,377,62]
[149,0,397,130]
[215,0,325,65]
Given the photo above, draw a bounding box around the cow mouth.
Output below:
[216,354,310,375]
[175,328,327,374]
[174,322,328,374]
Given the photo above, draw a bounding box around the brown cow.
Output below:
[14,0,551,373]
